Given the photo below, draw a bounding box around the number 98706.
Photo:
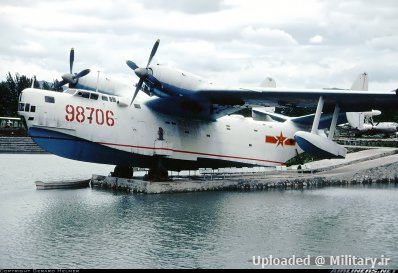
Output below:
[65,104,115,126]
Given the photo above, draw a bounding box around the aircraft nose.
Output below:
[134,67,148,78]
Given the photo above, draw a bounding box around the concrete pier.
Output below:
[91,147,398,194]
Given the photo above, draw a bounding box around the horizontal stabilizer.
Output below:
[291,113,347,128]
[252,107,288,122]
[253,107,347,129]
[346,110,381,129]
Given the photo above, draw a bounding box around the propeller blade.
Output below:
[131,78,144,105]
[54,79,67,89]
[70,48,75,74]
[126,60,139,70]
[146,39,160,68]
[74,68,91,79]
[128,39,160,106]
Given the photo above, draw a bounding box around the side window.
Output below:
[90,93,99,100]
[30,105,36,112]
[45,96,55,103]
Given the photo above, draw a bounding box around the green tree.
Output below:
[1,72,33,116]
[42,81,51,90]
[0,81,9,115]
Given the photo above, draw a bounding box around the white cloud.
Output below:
[136,0,228,14]
[241,26,298,46]
[309,35,323,44]
[0,0,398,92]
[366,35,398,51]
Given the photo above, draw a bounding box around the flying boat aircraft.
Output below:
[17,40,398,180]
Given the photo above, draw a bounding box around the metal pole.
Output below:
[96,71,100,92]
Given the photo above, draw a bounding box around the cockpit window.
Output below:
[24,103,30,112]
[45,96,55,103]
[77,91,90,98]
[18,103,24,111]
[64,89,76,95]
[90,93,99,100]
[102,96,108,101]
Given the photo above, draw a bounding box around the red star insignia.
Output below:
[276,131,286,147]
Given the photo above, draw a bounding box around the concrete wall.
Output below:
[0,137,46,153]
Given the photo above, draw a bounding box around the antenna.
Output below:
[31,76,35,88]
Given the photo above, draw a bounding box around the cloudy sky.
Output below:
[1,0,398,91]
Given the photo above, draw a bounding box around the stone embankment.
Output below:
[0,137,46,153]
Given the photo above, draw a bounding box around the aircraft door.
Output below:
[43,96,57,127]
[131,120,151,155]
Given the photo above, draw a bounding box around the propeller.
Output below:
[126,39,160,105]
[54,48,91,89]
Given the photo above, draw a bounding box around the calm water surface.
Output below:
[0,154,397,269]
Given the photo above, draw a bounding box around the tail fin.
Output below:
[346,112,365,129]
[259,77,276,88]
[351,72,368,91]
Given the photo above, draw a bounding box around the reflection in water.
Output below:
[0,154,398,268]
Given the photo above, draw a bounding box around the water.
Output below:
[0,154,398,269]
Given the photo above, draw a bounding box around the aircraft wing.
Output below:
[195,87,398,111]
[145,86,398,121]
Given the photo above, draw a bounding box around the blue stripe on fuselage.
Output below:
[28,127,152,166]
[27,127,257,170]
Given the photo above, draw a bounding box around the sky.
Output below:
[1,0,398,91]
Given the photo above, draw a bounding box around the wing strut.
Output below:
[328,104,340,140]
[311,96,324,133]
[295,96,346,159]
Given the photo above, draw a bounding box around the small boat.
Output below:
[35,179,90,190]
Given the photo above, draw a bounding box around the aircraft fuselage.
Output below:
[18,88,302,170]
